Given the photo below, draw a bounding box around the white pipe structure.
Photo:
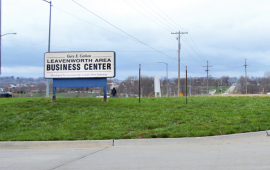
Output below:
[187,75,191,96]
[158,62,168,97]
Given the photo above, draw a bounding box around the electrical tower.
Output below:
[203,61,212,95]
[171,31,188,96]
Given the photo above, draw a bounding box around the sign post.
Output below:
[44,51,115,101]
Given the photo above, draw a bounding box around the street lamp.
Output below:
[42,0,52,97]
[0,33,17,75]
[1,33,17,37]
[158,62,168,97]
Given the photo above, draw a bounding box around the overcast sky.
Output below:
[1,0,270,80]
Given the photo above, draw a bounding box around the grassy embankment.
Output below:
[1,96,270,141]
[12,92,93,98]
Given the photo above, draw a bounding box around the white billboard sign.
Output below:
[44,51,115,78]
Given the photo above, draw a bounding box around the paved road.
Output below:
[223,85,236,94]
[1,131,270,170]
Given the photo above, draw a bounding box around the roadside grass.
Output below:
[1,96,270,141]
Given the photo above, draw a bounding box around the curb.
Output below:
[0,131,269,149]
[0,140,113,149]
[115,131,269,146]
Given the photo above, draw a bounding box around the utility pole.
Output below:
[171,31,188,97]
[244,59,247,94]
[42,0,52,97]
[203,61,212,95]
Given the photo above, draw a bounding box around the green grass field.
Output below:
[1,96,270,141]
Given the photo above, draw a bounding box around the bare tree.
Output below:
[37,81,46,97]
[118,76,139,97]
[141,76,154,97]
[221,76,230,86]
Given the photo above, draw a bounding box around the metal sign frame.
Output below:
[52,78,108,101]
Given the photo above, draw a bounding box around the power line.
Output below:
[148,0,209,65]
[124,0,209,77]
[137,0,211,76]
[66,0,201,77]
[145,1,210,64]
[54,5,178,54]
[130,0,175,31]
[181,36,219,77]
[187,35,208,61]
[123,0,172,32]
[4,39,176,54]
[182,46,203,67]
[140,0,178,31]
[148,0,208,62]
[182,35,219,76]
[53,6,133,40]
[148,0,187,32]
[208,67,219,78]
[71,0,178,61]
[214,66,243,71]
[151,45,176,51]
[182,36,206,62]
[250,64,270,66]
[71,0,150,45]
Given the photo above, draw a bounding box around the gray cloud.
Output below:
[1,0,270,80]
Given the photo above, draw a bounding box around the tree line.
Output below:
[1,74,270,97]
[117,76,232,97]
